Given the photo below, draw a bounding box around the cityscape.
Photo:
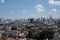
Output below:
[0,0,60,40]
[0,16,60,40]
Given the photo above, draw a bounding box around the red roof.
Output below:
[5,30,23,34]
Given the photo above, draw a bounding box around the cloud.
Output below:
[34,4,44,12]
[30,15,35,18]
[45,8,57,18]
[21,10,27,13]
[0,0,5,3]
[49,8,57,14]
[48,0,60,6]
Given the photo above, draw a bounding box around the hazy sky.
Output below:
[0,0,60,19]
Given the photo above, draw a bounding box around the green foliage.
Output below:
[3,27,6,30]
[11,26,17,30]
[26,25,35,32]
[26,29,54,40]
[35,30,54,40]
[26,30,37,39]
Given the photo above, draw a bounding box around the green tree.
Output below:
[26,30,37,39]
[35,30,54,40]
[26,29,54,40]
[11,26,17,30]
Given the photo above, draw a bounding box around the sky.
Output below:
[0,0,60,19]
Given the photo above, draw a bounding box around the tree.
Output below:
[35,30,54,40]
[3,27,6,30]
[11,26,17,30]
[26,29,54,40]
[26,30,37,39]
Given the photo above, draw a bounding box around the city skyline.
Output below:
[0,0,60,19]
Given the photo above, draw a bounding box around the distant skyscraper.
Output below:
[28,18,34,23]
